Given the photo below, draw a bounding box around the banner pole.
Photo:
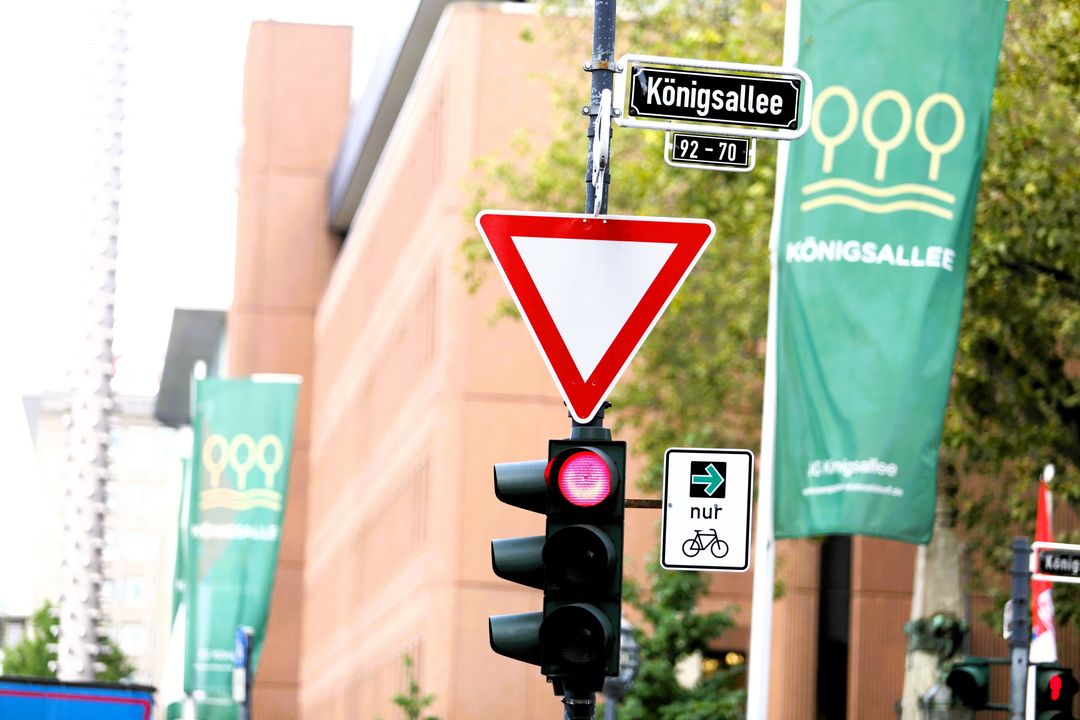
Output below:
[746,1,801,717]
[746,234,779,720]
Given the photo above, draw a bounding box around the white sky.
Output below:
[0,0,399,396]
[0,0,405,612]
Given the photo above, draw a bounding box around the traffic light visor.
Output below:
[945,659,990,709]
[543,524,616,588]
[554,451,611,507]
[540,603,614,667]
[490,612,543,666]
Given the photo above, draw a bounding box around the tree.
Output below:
[379,654,438,720]
[1,601,135,682]
[618,556,744,720]
[1,604,53,678]
[945,0,1079,619]
[898,3,1079,711]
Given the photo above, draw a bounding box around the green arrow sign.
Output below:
[692,464,725,496]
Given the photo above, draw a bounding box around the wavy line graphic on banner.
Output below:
[801,179,955,220]
[200,488,282,512]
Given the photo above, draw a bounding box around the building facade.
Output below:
[231,5,1077,719]
[23,392,179,686]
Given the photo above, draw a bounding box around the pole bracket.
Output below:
[583,60,623,72]
[591,88,612,216]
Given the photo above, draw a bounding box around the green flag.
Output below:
[180,377,300,718]
[773,0,1007,543]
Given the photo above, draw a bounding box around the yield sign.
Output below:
[476,210,715,423]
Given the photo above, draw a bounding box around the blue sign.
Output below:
[0,677,154,720]
[234,627,250,669]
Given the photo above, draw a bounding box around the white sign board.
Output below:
[613,54,812,141]
[661,448,754,572]
[1031,541,1080,585]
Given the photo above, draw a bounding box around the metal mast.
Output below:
[57,0,127,681]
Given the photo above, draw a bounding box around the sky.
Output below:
[0,0,406,613]
[1,0,399,396]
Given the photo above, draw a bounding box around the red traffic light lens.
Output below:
[1050,674,1062,701]
[557,451,611,507]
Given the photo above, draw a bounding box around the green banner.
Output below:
[179,377,300,718]
[773,0,1007,543]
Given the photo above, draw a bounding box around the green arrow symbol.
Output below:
[691,464,725,495]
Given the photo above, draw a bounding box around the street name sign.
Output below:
[666,132,756,172]
[1032,541,1080,585]
[661,448,754,572]
[476,211,714,424]
[614,54,812,141]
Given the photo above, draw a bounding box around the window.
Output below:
[126,426,156,471]
[118,624,146,656]
[123,577,145,604]
[2,618,28,649]
[106,487,120,511]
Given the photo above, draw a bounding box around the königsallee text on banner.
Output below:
[773,0,1008,544]
[180,377,300,719]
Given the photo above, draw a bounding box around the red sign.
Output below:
[476,210,714,423]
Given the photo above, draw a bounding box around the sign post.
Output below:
[1008,538,1032,720]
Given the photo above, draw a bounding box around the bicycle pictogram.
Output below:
[682,529,729,559]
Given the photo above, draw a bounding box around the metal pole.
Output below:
[584,0,616,216]
[563,686,597,720]
[1008,537,1031,719]
[560,7,616,718]
[746,1,803,714]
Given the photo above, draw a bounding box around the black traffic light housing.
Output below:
[1034,664,1079,720]
[945,657,990,709]
[540,440,625,686]
[488,438,626,696]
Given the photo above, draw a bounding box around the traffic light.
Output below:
[1034,665,1079,720]
[488,439,626,694]
[541,440,625,688]
[945,657,990,709]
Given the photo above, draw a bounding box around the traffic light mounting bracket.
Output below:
[570,401,612,442]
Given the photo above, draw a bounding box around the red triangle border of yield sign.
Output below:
[476,210,715,424]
